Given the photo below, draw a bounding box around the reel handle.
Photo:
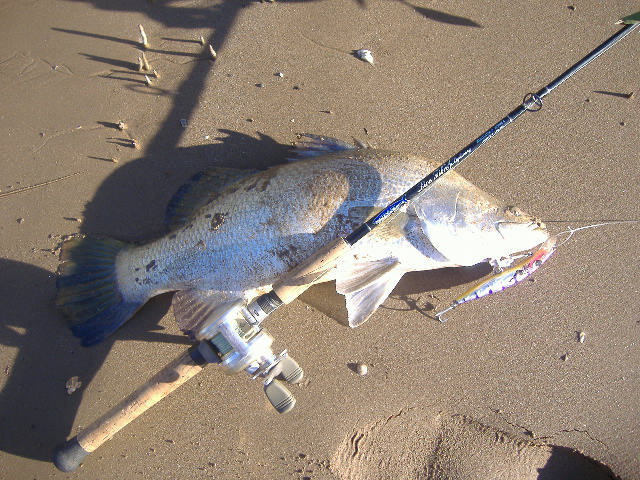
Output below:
[263,356,305,413]
[54,348,204,472]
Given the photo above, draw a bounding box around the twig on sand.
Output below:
[0,172,81,199]
[138,24,149,48]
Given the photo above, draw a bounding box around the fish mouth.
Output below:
[495,219,548,239]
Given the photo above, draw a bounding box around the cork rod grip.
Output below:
[273,237,351,304]
[54,350,203,472]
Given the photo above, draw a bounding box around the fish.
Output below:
[56,135,548,346]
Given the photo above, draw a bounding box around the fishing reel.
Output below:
[193,299,303,413]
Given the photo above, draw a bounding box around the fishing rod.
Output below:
[246,18,640,318]
[54,15,639,472]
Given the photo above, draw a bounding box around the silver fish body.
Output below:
[57,136,547,345]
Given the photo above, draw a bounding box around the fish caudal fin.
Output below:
[56,236,143,346]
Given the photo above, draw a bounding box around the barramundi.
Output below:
[56,135,548,345]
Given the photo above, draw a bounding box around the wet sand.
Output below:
[0,1,638,479]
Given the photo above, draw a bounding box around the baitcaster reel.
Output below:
[192,299,304,413]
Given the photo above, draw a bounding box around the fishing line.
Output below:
[554,220,640,248]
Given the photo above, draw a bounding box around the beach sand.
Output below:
[0,1,638,478]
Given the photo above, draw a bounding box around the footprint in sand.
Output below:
[331,409,618,480]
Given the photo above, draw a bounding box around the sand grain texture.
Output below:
[0,1,637,479]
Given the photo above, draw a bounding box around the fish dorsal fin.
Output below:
[336,258,405,327]
[172,289,239,339]
[288,134,364,161]
[165,168,259,230]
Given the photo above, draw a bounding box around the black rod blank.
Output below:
[345,22,639,246]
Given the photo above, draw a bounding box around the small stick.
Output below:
[141,52,151,71]
[144,75,152,86]
[0,172,80,199]
[138,24,149,48]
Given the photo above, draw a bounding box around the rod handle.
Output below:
[53,349,204,471]
[272,237,351,304]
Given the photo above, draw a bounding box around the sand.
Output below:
[0,0,638,479]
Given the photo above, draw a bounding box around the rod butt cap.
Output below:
[54,437,89,472]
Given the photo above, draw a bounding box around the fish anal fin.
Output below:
[342,263,405,327]
[337,257,399,295]
[172,289,240,339]
[165,168,259,230]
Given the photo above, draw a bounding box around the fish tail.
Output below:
[56,236,143,346]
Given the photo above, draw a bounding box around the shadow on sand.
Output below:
[0,0,520,469]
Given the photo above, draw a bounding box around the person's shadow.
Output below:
[0,0,297,460]
[0,131,294,462]
[0,0,324,464]
[0,0,486,464]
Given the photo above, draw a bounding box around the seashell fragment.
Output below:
[354,49,374,64]
[66,376,82,395]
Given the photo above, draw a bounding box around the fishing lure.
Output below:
[435,236,556,321]
[435,221,639,321]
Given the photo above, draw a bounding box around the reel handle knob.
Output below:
[264,380,296,414]
[278,356,304,384]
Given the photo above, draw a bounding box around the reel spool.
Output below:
[194,300,303,413]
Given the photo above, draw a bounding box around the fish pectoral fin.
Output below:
[287,134,361,161]
[165,168,260,230]
[172,289,239,339]
[336,258,404,327]
[345,206,412,244]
